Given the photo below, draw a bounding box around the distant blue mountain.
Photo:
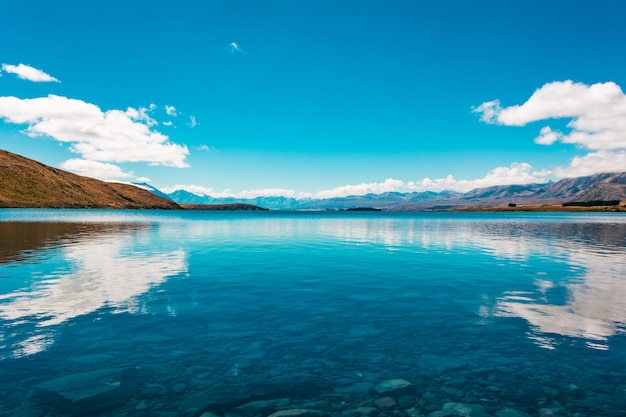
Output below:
[162,189,466,210]
[132,182,174,201]
[167,190,302,210]
[145,172,626,210]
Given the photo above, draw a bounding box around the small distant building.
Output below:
[508,203,517,208]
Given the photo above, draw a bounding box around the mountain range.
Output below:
[1,149,625,210]
[167,172,626,210]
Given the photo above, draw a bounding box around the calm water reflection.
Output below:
[1,211,626,416]
[0,220,187,358]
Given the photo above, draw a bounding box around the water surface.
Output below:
[1,210,625,416]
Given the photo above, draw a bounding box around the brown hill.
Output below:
[0,150,181,209]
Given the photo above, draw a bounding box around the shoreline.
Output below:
[452,203,626,212]
[0,204,624,213]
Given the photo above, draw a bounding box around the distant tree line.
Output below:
[562,200,620,207]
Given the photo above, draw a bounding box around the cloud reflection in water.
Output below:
[0,222,187,358]
[306,215,626,350]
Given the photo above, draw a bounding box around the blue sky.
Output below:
[1,1,626,199]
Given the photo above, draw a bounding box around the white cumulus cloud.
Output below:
[302,165,549,198]
[161,185,296,199]
[534,126,563,145]
[161,184,215,196]
[408,163,551,193]
[554,150,626,178]
[1,63,60,82]
[237,188,295,199]
[60,159,135,181]
[473,80,626,149]
[474,80,626,178]
[163,165,552,200]
[313,178,404,199]
[0,94,189,169]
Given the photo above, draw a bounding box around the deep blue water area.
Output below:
[1,210,626,417]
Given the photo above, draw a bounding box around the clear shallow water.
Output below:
[1,210,626,417]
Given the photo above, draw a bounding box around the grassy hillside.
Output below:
[0,150,181,209]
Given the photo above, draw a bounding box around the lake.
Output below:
[1,210,626,417]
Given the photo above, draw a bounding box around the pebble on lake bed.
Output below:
[371,379,416,397]
[374,396,397,410]
[267,409,325,417]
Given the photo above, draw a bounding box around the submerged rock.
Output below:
[405,407,427,417]
[495,408,532,417]
[141,382,169,398]
[427,402,491,417]
[374,396,396,410]
[199,412,221,417]
[344,406,379,416]
[178,376,329,416]
[371,379,416,397]
[336,381,374,398]
[397,395,416,409]
[267,409,325,417]
[234,398,290,416]
[36,367,137,416]
[418,354,467,374]
[9,407,46,417]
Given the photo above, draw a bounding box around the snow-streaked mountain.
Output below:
[161,172,626,210]
[167,190,301,210]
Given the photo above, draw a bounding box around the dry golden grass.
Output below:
[454,203,626,212]
[0,150,181,209]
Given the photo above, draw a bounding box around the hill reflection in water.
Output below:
[0,221,187,358]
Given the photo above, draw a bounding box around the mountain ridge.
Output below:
[1,149,624,211]
[166,173,626,210]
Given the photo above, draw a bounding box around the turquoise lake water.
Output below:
[1,210,626,417]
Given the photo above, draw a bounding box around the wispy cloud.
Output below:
[165,105,177,116]
[474,80,626,178]
[126,105,158,127]
[188,115,198,128]
[0,94,189,181]
[1,63,59,82]
[229,42,246,54]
